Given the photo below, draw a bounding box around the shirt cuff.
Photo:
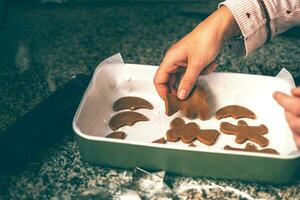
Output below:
[219,0,268,57]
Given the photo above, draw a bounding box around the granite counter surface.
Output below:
[0,1,299,199]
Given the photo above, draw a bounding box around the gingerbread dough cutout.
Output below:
[196,129,220,146]
[166,118,220,145]
[165,85,210,120]
[188,143,196,147]
[106,131,127,139]
[152,137,167,144]
[224,143,279,155]
[113,96,153,111]
[166,118,201,143]
[109,111,149,131]
[216,105,256,120]
[220,120,269,147]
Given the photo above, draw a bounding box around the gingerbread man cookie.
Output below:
[165,85,210,120]
[166,118,220,145]
[166,118,201,143]
[220,120,269,147]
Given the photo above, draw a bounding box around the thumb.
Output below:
[177,58,206,100]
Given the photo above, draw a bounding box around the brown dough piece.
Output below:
[109,111,149,131]
[105,131,127,139]
[188,143,196,147]
[152,137,167,144]
[216,105,256,120]
[220,120,269,147]
[224,143,279,155]
[113,96,153,111]
[166,118,201,143]
[196,129,220,146]
[165,85,210,120]
[166,118,220,145]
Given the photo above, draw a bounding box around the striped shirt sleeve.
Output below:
[219,0,300,57]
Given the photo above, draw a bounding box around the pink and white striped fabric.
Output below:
[220,0,300,57]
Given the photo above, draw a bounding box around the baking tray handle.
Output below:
[0,74,91,174]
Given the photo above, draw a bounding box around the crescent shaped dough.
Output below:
[113,97,153,111]
[109,111,149,131]
[216,105,256,120]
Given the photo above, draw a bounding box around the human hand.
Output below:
[273,87,300,150]
[154,6,240,100]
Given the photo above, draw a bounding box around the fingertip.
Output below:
[273,91,284,100]
[291,87,300,96]
[159,91,168,101]
[272,91,279,99]
[177,72,197,100]
[154,83,169,100]
[161,93,167,101]
[177,80,192,100]
[177,89,188,100]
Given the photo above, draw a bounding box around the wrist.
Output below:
[213,6,241,43]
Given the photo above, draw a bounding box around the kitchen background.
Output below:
[0,0,299,199]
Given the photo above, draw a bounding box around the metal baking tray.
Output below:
[73,55,300,184]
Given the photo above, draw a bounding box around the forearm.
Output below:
[220,0,300,57]
[189,6,242,56]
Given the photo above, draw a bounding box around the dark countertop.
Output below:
[0,1,299,199]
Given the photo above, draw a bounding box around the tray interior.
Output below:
[74,63,299,158]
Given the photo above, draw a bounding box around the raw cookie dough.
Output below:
[166,118,201,143]
[113,96,153,111]
[165,85,210,120]
[109,111,149,131]
[188,143,196,147]
[152,137,167,144]
[216,105,256,120]
[166,118,220,145]
[224,143,279,155]
[196,129,220,146]
[220,120,269,147]
[105,131,127,139]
